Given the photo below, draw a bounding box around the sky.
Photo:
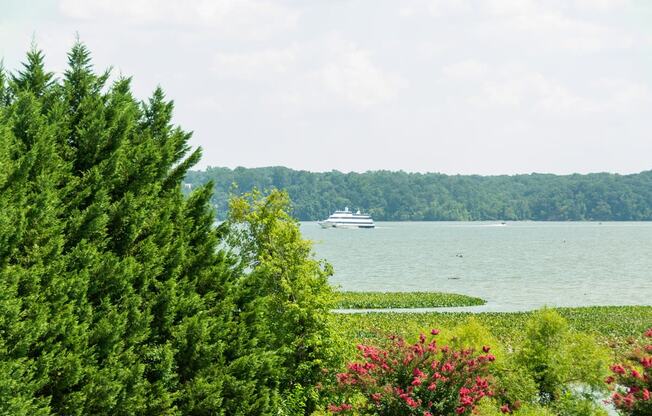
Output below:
[1,0,652,175]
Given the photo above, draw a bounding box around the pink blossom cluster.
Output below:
[606,327,652,415]
[329,329,495,415]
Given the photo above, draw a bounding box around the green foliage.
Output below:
[445,319,540,408]
[476,400,556,416]
[550,391,608,416]
[335,291,485,309]
[226,189,339,414]
[515,309,610,404]
[332,306,652,353]
[330,308,638,415]
[184,166,652,221]
[1,43,323,415]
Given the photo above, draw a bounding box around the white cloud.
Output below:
[315,42,406,109]
[398,0,472,18]
[460,68,649,116]
[479,72,593,113]
[572,0,628,12]
[441,60,488,81]
[426,0,473,17]
[399,0,636,53]
[206,39,405,111]
[58,0,299,38]
[212,47,297,80]
[592,78,652,112]
[23,0,647,173]
[505,11,635,52]
[483,0,539,16]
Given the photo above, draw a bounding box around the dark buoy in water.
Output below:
[455,253,464,258]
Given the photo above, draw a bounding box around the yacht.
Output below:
[318,207,375,229]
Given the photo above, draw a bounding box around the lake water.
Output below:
[300,222,652,312]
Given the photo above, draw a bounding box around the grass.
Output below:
[335,291,486,309]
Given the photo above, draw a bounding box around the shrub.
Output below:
[445,318,540,411]
[606,327,652,415]
[329,329,495,415]
[475,399,555,416]
[515,309,610,405]
[227,189,339,414]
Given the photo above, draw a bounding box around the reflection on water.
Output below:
[301,221,652,312]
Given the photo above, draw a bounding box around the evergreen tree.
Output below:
[0,43,309,415]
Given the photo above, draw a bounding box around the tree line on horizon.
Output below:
[184,166,652,221]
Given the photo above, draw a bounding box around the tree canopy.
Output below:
[185,166,652,221]
[0,44,334,415]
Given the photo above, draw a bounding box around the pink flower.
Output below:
[611,364,626,375]
[641,357,652,369]
[327,403,352,413]
[405,397,419,408]
[482,346,491,353]
[431,329,440,335]
[500,404,510,413]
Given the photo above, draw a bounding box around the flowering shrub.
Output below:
[606,327,652,415]
[329,329,495,415]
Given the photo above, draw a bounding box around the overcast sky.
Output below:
[2,0,652,174]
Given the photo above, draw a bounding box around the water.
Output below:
[300,222,652,312]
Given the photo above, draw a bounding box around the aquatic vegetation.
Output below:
[331,306,652,361]
[329,329,495,415]
[336,291,486,309]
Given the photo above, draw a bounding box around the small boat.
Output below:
[318,207,375,229]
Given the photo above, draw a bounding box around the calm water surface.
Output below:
[300,222,652,312]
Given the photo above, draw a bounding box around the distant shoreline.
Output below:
[300,220,652,223]
[185,166,652,222]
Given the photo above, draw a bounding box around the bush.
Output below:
[227,189,339,414]
[329,329,495,415]
[475,399,555,416]
[606,327,652,415]
[515,309,610,405]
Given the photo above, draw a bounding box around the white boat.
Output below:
[318,207,375,229]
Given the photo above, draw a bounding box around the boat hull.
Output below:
[318,221,374,229]
[318,208,375,229]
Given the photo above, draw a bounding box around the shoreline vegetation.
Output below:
[184,166,652,221]
[336,291,486,309]
[334,305,652,346]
